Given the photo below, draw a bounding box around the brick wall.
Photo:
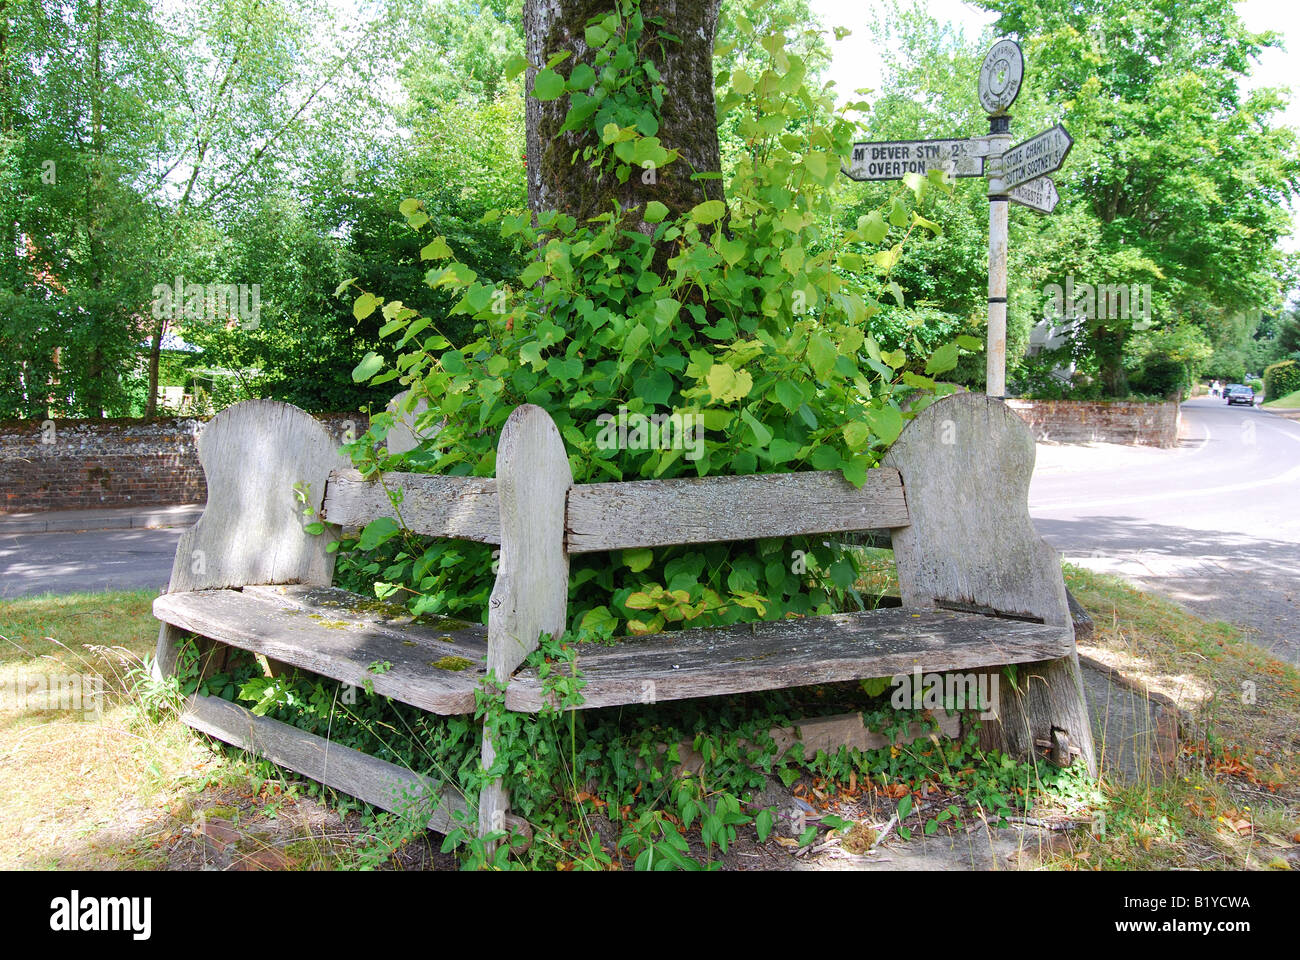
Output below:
[0,412,365,513]
[1006,399,1181,447]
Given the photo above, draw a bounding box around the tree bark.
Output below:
[524,0,722,223]
[1095,328,1129,397]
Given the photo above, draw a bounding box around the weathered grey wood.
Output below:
[505,607,1073,711]
[183,693,468,835]
[663,711,963,777]
[480,404,573,841]
[153,400,349,678]
[240,583,484,640]
[384,389,438,455]
[883,392,1096,775]
[154,588,487,714]
[320,469,500,543]
[566,469,908,553]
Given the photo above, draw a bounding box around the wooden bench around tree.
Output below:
[152,391,1095,842]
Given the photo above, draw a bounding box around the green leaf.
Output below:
[925,341,960,375]
[864,406,903,445]
[420,237,452,260]
[803,151,829,182]
[351,351,384,382]
[706,363,752,402]
[353,292,381,320]
[774,380,803,412]
[643,200,669,223]
[807,333,837,380]
[579,606,618,638]
[912,211,942,235]
[357,516,400,551]
[689,199,726,224]
[568,63,596,89]
[740,409,772,447]
[533,68,565,100]
[623,547,654,572]
[858,211,887,244]
[503,53,528,81]
[842,421,871,449]
[809,445,840,470]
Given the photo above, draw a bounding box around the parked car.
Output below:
[1226,385,1255,406]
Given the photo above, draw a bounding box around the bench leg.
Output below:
[478,727,509,847]
[975,652,1095,775]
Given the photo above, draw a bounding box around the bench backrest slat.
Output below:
[321,469,500,543]
[322,465,910,552]
[565,468,909,554]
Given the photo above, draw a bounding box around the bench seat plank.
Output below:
[505,607,1072,711]
[565,468,909,553]
[154,586,488,715]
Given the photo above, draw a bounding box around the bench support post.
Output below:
[884,393,1096,775]
[480,405,573,845]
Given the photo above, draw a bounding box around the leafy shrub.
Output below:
[1264,358,1300,400]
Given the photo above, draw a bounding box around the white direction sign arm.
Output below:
[1009,176,1060,214]
[846,138,984,182]
[999,124,1073,190]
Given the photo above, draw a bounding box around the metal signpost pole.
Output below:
[977,40,1023,399]
[985,114,1013,399]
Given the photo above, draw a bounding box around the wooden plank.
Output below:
[481,404,573,840]
[665,711,964,777]
[505,607,1073,711]
[883,393,1096,774]
[241,583,484,641]
[153,400,350,678]
[565,468,909,553]
[154,589,486,714]
[182,693,468,835]
[320,469,500,543]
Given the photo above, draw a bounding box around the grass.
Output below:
[1055,565,1300,869]
[1263,388,1300,408]
[2,570,1298,870]
[0,590,398,870]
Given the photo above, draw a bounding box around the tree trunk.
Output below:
[524,0,722,223]
[85,0,105,417]
[1095,328,1129,397]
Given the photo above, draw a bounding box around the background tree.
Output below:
[980,0,1300,395]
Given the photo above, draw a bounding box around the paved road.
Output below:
[1031,397,1300,664]
[0,527,180,599]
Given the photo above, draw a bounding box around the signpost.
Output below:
[844,39,1072,398]
[1000,124,1072,190]
[846,138,984,182]
[1009,177,1060,214]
